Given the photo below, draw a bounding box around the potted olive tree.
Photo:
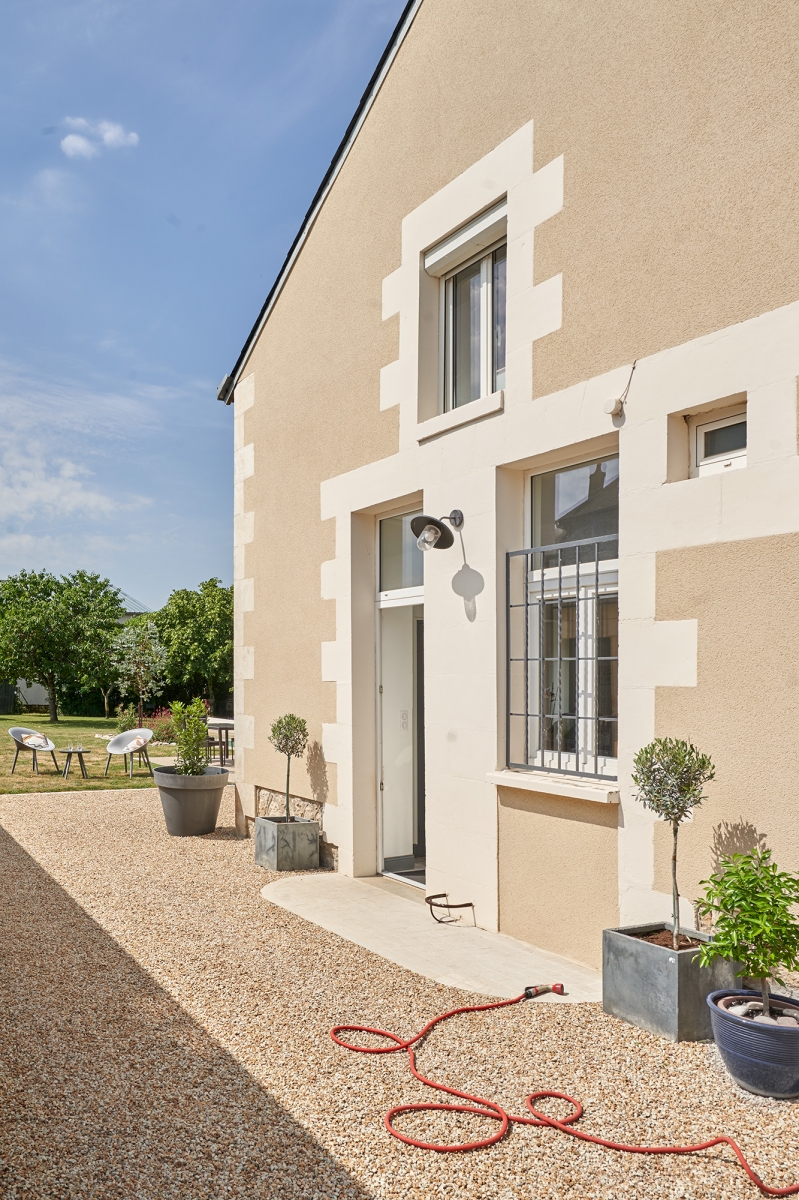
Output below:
[603,738,739,1040]
[699,849,799,1098]
[254,714,319,871]
[153,698,228,836]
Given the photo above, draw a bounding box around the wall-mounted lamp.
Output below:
[410,510,464,552]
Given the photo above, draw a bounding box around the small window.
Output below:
[692,408,747,477]
[442,241,506,411]
[379,512,423,592]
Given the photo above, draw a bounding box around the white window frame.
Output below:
[376,507,425,606]
[690,404,747,478]
[439,239,506,413]
[511,453,620,780]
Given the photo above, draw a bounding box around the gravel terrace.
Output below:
[1,786,797,1200]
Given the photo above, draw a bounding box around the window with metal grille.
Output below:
[506,456,619,780]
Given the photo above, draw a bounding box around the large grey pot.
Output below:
[154,766,228,837]
[254,815,319,871]
[603,923,741,1041]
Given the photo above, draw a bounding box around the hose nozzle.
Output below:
[524,983,565,999]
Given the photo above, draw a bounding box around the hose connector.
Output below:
[524,983,565,999]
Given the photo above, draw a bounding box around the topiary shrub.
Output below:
[269,714,308,821]
[632,737,715,950]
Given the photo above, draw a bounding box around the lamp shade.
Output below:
[410,514,454,550]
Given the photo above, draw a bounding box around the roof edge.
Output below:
[218,0,425,404]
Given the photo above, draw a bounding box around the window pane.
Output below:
[493,244,506,392]
[379,512,423,591]
[704,420,746,459]
[531,456,619,548]
[452,258,482,407]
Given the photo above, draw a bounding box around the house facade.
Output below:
[221,0,799,969]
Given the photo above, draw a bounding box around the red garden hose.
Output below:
[330,986,799,1197]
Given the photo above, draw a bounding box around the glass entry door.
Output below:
[380,604,425,883]
[378,510,425,887]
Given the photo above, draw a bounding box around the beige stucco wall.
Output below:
[653,534,799,907]
[498,787,619,969]
[237,0,799,855]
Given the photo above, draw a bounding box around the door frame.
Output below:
[374,508,425,877]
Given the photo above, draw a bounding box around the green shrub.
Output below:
[697,849,799,1018]
[145,707,175,743]
[171,698,207,776]
[116,702,137,733]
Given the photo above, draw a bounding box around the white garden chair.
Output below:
[9,727,60,775]
[104,728,154,779]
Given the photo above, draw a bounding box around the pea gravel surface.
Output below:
[1,786,797,1200]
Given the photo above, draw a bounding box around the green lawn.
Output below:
[0,714,159,793]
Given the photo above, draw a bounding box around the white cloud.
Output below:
[97,121,139,149]
[60,133,99,159]
[0,441,117,521]
[59,117,139,160]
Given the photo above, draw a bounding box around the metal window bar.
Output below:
[506,534,618,780]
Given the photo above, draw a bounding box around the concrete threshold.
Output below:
[260,873,601,1002]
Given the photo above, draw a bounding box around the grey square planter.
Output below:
[603,923,741,1041]
[254,815,319,871]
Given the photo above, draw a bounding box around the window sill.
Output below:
[417,390,503,443]
[486,769,619,805]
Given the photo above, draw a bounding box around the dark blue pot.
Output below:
[708,990,799,1098]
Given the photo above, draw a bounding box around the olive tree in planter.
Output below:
[698,848,799,1097]
[254,713,319,872]
[153,698,227,836]
[603,738,739,1041]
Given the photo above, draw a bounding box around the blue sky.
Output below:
[0,0,407,609]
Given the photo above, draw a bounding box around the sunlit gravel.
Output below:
[1,786,797,1199]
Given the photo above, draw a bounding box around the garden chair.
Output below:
[9,727,60,775]
[104,728,154,779]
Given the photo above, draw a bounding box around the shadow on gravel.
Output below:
[0,825,370,1200]
[199,825,242,841]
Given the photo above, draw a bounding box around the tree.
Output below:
[81,626,121,719]
[113,620,167,726]
[269,714,308,821]
[0,569,124,723]
[632,737,715,950]
[153,579,233,706]
[697,849,799,1020]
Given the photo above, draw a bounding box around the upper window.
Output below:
[531,455,619,550]
[442,241,506,410]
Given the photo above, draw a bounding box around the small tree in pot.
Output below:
[153,697,227,837]
[602,737,732,1041]
[697,849,799,1020]
[268,713,308,821]
[632,737,715,950]
[254,713,319,872]
[171,698,207,775]
[698,849,799,1097]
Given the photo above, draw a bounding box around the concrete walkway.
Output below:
[261,873,601,1002]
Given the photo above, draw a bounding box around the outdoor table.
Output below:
[62,749,90,779]
[208,719,234,767]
